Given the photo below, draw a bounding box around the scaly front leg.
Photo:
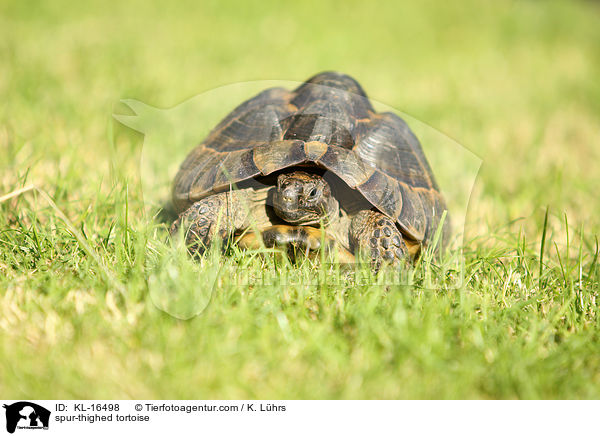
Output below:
[349,210,409,267]
[170,190,251,255]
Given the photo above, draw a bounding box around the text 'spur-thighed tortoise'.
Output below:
[170,72,450,266]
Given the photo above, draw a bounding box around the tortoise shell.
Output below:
[173,72,448,244]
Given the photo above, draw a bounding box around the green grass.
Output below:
[1,0,599,399]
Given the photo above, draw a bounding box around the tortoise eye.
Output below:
[308,188,318,198]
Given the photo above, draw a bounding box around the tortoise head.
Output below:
[273,171,339,225]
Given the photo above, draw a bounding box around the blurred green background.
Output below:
[1,0,599,399]
[2,0,598,235]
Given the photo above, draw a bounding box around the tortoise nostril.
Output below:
[280,191,297,204]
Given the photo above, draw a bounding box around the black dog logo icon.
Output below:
[3,402,50,433]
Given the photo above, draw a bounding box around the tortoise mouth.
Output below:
[273,201,322,225]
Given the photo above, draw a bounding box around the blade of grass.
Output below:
[539,206,549,290]
[0,184,126,296]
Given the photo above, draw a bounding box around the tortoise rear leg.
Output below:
[237,225,355,263]
[349,210,409,267]
[170,190,252,255]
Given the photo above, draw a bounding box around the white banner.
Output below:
[1,400,597,435]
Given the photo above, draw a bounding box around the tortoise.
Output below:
[170,72,449,265]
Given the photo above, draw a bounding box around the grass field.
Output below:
[1,0,599,399]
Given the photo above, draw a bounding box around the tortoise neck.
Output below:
[324,196,340,226]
